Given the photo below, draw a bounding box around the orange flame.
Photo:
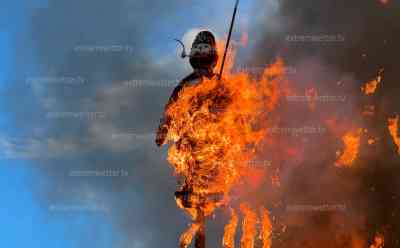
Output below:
[260,207,272,248]
[368,138,376,145]
[179,223,200,248]
[240,203,258,248]
[335,129,362,167]
[369,233,384,248]
[388,115,400,154]
[223,209,239,248]
[361,69,383,95]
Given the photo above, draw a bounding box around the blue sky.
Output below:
[0,1,119,247]
[0,164,115,248]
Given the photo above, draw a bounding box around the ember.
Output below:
[361,69,383,95]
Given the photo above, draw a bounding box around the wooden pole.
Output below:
[194,208,205,248]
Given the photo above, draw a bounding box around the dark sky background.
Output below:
[1,0,399,247]
[250,1,400,247]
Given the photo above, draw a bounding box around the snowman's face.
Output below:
[190,43,213,57]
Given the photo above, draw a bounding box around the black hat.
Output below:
[189,31,219,70]
[192,31,217,48]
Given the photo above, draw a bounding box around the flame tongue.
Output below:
[335,129,362,167]
[223,209,239,248]
[260,207,272,248]
[361,69,383,95]
[240,204,258,248]
[369,233,384,248]
[179,223,201,248]
[388,115,400,155]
